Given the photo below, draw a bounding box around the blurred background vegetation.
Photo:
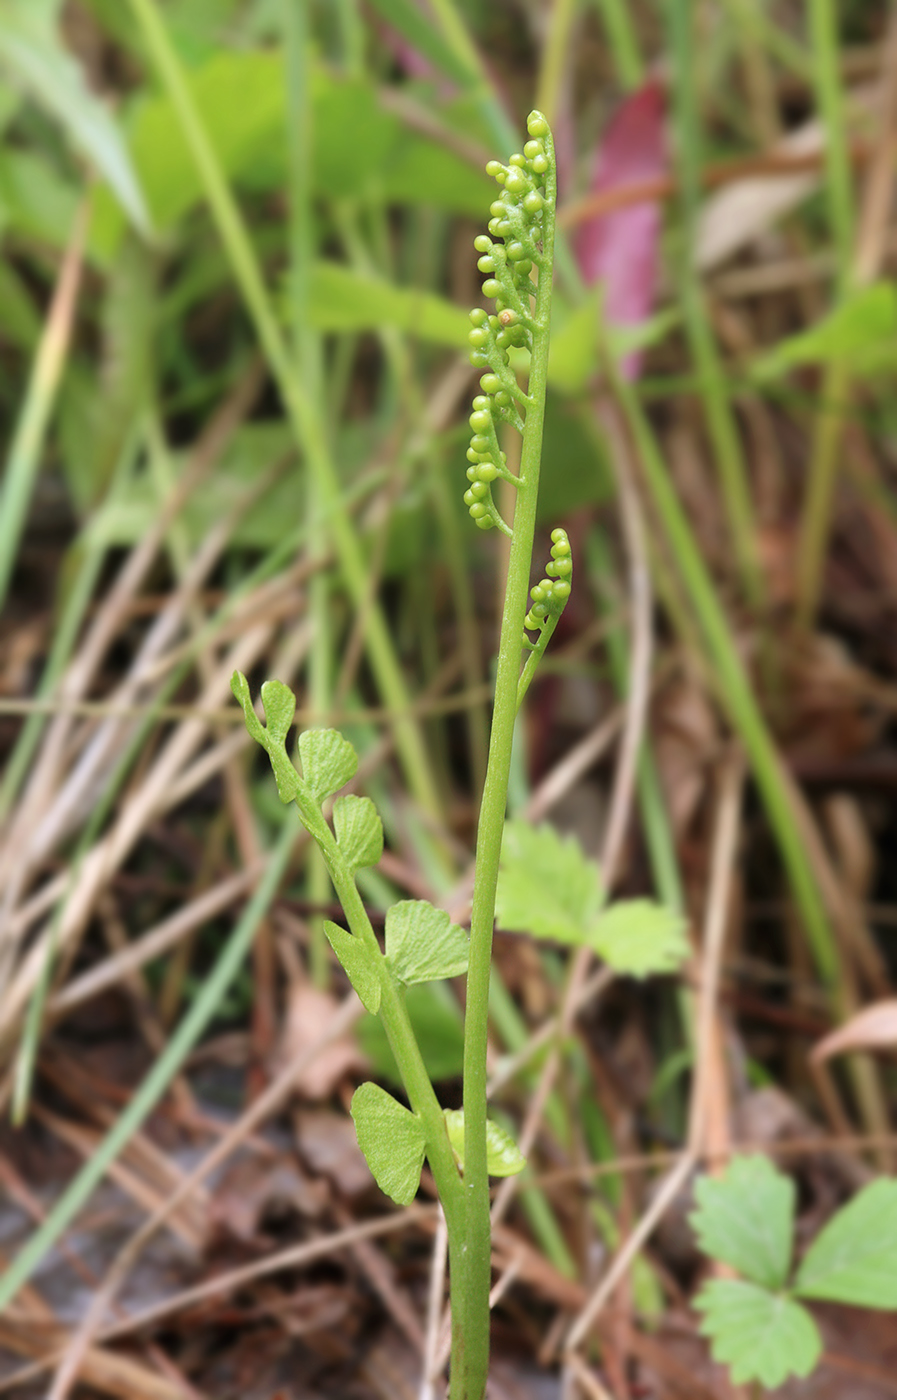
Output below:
[2,1,897,1397]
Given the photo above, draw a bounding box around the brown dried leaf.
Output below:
[277,985,367,1100]
[294,1108,373,1199]
[208,1156,327,1243]
[813,1001,897,1062]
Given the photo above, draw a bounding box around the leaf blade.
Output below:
[385,900,469,984]
[443,1109,526,1177]
[795,1178,897,1308]
[350,1082,426,1206]
[496,820,604,946]
[333,794,384,872]
[690,1155,795,1290]
[694,1280,821,1389]
[298,728,358,803]
[589,899,688,978]
[0,3,149,235]
[323,922,381,1016]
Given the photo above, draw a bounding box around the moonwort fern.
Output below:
[233,110,565,1400]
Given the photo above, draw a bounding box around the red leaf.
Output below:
[574,81,667,380]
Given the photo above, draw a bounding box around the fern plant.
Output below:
[234,110,686,1399]
[233,110,560,1400]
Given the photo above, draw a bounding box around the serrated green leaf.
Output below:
[795,1178,897,1308]
[443,1109,526,1177]
[496,820,604,946]
[333,795,383,871]
[385,900,469,985]
[259,679,296,745]
[590,899,688,978]
[350,1082,426,1206]
[690,1155,795,1290]
[695,1281,821,1389]
[298,728,358,803]
[323,921,380,1015]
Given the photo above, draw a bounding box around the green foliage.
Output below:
[753,283,897,379]
[0,148,79,248]
[496,819,686,979]
[231,672,301,804]
[306,261,469,346]
[795,1178,897,1307]
[323,921,381,1015]
[365,0,473,86]
[351,1082,426,1206]
[91,56,491,256]
[496,820,604,943]
[298,727,358,804]
[443,1108,526,1177]
[691,1155,795,1289]
[590,900,688,978]
[359,982,465,1085]
[0,0,150,234]
[691,1157,897,1389]
[385,900,470,986]
[83,423,298,551]
[694,1281,821,1389]
[333,795,384,872]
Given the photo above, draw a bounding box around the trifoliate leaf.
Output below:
[443,1109,526,1177]
[690,1155,795,1290]
[324,921,381,1015]
[385,900,469,985]
[589,899,688,978]
[231,671,300,804]
[333,794,383,871]
[496,820,604,946]
[350,1082,426,1206]
[298,728,358,803]
[795,1178,897,1308]
[694,1281,821,1389]
[259,679,296,744]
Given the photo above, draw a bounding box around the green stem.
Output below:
[293,796,465,1231]
[517,613,561,709]
[460,127,557,1400]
